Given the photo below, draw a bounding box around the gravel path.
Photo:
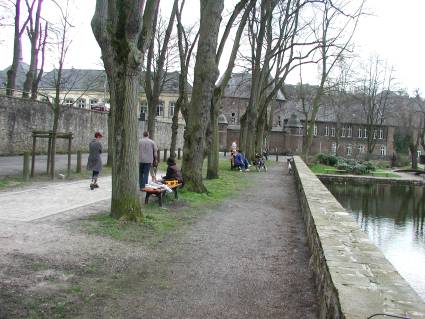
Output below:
[136,164,318,318]
[0,164,318,318]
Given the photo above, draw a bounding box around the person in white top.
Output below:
[231,141,237,152]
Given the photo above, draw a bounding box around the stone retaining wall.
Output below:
[292,156,425,319]
[0,96,185,155]
[317,174,425,186]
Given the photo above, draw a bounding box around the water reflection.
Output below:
[324,182,425,300]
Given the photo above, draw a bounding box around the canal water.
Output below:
[324,182,425,301]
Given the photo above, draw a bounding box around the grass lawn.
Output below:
[308,163,400,178]
[80,158,252,245]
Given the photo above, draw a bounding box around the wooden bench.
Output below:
[142,183,183,207]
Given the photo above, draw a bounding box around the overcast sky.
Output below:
[1,0,424,95]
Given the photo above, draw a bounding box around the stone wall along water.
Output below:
[292,156,425,319]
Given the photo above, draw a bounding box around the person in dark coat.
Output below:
[162,157,183,184]
[87,132,103,190]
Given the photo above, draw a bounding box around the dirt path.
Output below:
[0,164,317,318]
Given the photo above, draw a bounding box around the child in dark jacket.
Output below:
[163,157,184,184]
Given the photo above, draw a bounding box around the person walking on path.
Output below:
[139,131,158,190]
[87,131,103,190]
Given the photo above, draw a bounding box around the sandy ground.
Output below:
[0,164,318,318]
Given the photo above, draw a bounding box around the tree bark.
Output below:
[181,0,224,192]
[206,0,254,179]
[92,0,158,219]
[7,0,31,96]
[23,0,43,98]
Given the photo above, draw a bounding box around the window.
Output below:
[380,145,386,157]
[168,101,175,117]
[330,127,335,137]
[139,100,148,120]
[89,99,98,109]
[341,127,346,137]
[231,112,236,124]
[379,129,383,139]
[357,144,365,154]
[347,126,352,138]
[417,150,422,158]
[156,101,164,116]
[373,130,377,139]
[325,126,329,136]
[347,144,352,156]
[364,128,368,139]
[358,127,362,138]
[331,142,337,155]
[77,98,86,108]
[65,98,74,107]
[313,124,317,136]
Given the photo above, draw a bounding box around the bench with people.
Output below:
[142,157,184,207]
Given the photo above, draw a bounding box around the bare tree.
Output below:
[41,0,73,180]
[239,0,322,160]
[144,0,178,139]
[22,0,45,98]
[356,55,394,159]
[170,0,199,159]
[303,0,364,160]
[207,0,256,179]
[181,0,224,192]
[6,0,35,96]
[92,0,158,219]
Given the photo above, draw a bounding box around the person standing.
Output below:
[87,132,103,190]
[139,131,158,190]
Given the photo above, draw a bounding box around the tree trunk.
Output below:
[170,97,183,159]
[410,144,418,169]
[7,0,23,97]
[108,73,141,218]
[50,99,60,179]
[207,97,219,179]
[106,110,113,166]
[255,113,266,155]
[92,0,158,219]
[181,0,224,192]
[23,0,43,98]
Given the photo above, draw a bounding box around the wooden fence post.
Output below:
[76,151,82,173]
[275,148,278,162]
[23,152,30,181]
[31,135,36,177]
[67,135,72,178]
[177,148,181,160]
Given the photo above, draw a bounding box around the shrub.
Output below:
[363,161,376,172]
[352,163,368,175]
[327,155,339,166]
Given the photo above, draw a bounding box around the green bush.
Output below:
[352,163,368,175]
[336,162,351,171]
[363,161,376,172]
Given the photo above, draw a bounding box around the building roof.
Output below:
[223,72,285,101]
[0,62,31,90]
[282,84,415,127]
[0,64,191,94]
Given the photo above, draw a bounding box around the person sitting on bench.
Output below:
[234,150,249,172]
[162,157,184,185]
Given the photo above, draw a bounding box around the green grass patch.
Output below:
[309,163,400,177]
[308,163,335,174]
[81,159,251,244]
[0,176,24,189]
[370,170,400,178]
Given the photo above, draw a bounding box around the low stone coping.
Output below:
[292,156,425,319]
[317,174,425,186]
